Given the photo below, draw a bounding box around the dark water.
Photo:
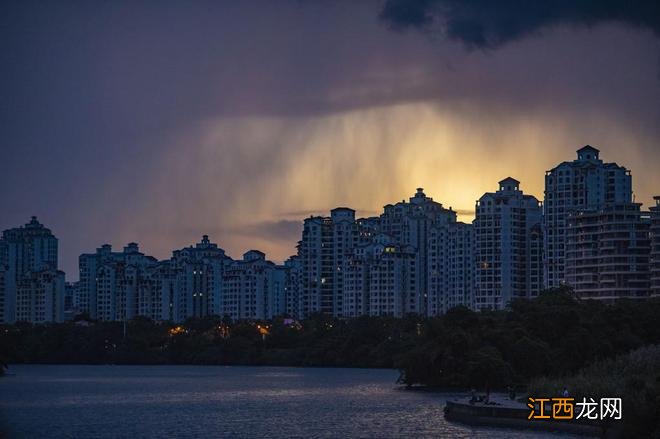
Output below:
[0,365,570,438]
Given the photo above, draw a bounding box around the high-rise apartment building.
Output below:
[566,203,651,300]
[544,146,632,288]
[380,188,456,314]
[75,236,291,323]
[267,265,288,319]
[283,255,302,317]
[16,268,65,323]
[474,178,543,310]
[367,241,416,317]
[93,243,158,321]
[651,196,660,297]
[0,217,61,323]
[330,208,358,317]
[298,216,333,318]
[77,243,158,320]
[77,244,109,318]
[150,260,182,322]
[428,222,475,315]
[170,235,231,319]
[527,224,544,298]
[343,245,370,318]
[297,209,360,318]
[342,235,416,318]
[0,265,6,323]
[64,281,77,320]
[222,250,276,320]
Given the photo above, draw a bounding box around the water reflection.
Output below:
[0,365,571,438]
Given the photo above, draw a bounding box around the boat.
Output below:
[444,398,605,436]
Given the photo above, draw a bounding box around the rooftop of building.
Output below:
[1,216,54,238]
[330,207,355,213]
[546,145,631,174]
[577,144,600,154]
[243,249,266,260]
[498,177,520,186]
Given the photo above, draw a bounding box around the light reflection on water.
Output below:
[0,365,570,438]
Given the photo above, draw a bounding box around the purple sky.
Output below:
[1,1,659,279]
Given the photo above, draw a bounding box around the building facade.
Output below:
[544,146,632,289]
[367,242,416,317]
[77,243,158,320]
[93,243,158,321]
[298,216,333,318]
[0,265,6,323]
[330,208,358,317]
[16,269,65,323]
[169,235,231,320]
[428,221,475,315]
[565,203,650,300]
[222,250,275,320]
[474,178,543,310]
[0,217,61,323]
[343,245,369,318]
[283,255,302,317]
[341,236,417,318]
[651,196,660,297]
[380,188,457,315]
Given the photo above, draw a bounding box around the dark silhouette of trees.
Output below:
[2,288,660,391]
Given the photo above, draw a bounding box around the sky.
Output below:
[1,1,659,279]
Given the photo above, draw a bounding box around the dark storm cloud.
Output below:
[380,0,660,49]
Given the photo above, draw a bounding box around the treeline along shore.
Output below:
[3,288,660,435]
[0,288,657,384]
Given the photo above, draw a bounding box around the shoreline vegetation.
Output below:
[529,345,660,437]
[2,289,660,436]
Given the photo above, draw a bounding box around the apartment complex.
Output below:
[169,235,231,319]
[544,146,632,289]
[427,221,474,315]
[649,196,660,297]
[341,236,417,318]
[298,215,333,319]
[474,178,543,310]
[0,217,64,323]
[16,269,65,324]
[71,236,301,323]
[380,188,457,315]
[3,146,657,324]
[565,203,651,300]
[78,243,158,321]
[222,250,276,321]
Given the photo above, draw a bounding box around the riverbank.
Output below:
[4,292,660,379]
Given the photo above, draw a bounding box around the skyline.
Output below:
[3,3,660,438]
[3,143,656,325]
[5,142,660,280]
[2,1,660,278]
[5,143,655,283]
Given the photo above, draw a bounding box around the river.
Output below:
[0,365,573,438]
